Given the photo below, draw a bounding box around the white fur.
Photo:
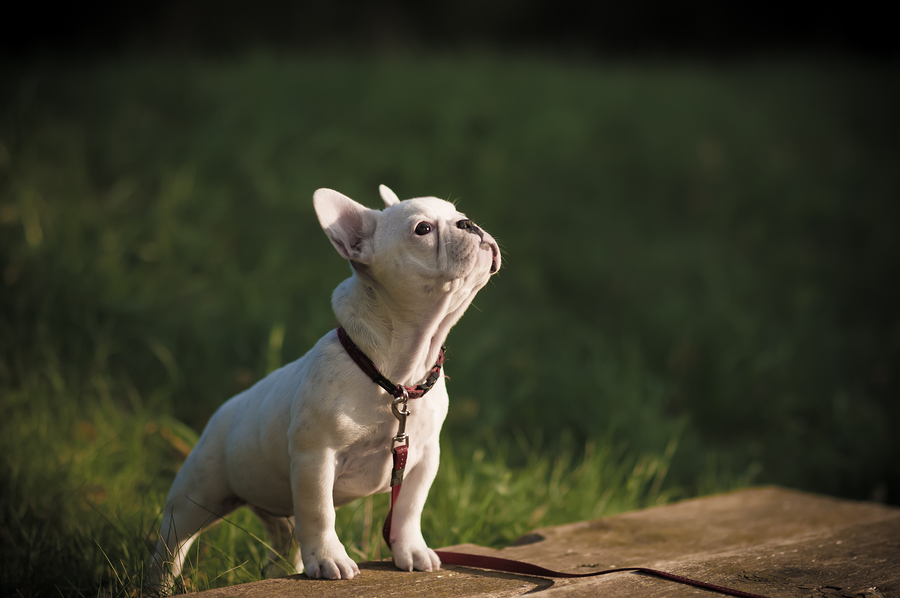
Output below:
[147,186,500,587]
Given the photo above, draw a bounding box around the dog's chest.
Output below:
[332,433,395,506]
[331,402,443,507]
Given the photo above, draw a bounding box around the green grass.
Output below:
[1,52,898,595]
[0,365,678,594]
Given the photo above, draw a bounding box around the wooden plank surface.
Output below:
[193,487,900,598]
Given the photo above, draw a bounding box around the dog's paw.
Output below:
[301,542,360,580]
[392,539,441,572]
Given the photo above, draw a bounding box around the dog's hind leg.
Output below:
[146,441,243,591]
[147,491,243,591]
[249,506,301,577]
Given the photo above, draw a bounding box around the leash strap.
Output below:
[432,551,771,598]
[383,453,770,598]
[382,443,408,545]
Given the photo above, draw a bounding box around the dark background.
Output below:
[3,3,900,592]
[4,0,899,497]
[4,1,899,501]
[4,0,897,59]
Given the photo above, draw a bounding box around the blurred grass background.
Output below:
[1,51,898,595]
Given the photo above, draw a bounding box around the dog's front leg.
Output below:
[291,450,360,579]
[388,443,442,572]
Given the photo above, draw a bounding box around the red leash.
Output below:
[433,551,772,598]
[384,445,771,598]
[337,327,772,598]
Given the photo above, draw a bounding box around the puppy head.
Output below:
[314,186,500,304]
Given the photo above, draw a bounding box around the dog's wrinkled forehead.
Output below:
[391,197,460,222]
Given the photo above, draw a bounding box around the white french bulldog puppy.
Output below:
[147,185,500,588]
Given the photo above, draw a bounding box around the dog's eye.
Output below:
[414,222,433,236]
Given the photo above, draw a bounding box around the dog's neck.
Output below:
[332,273,474,387]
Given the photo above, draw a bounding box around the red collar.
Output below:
[336,326,444,399]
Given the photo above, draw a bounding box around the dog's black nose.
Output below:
[456,219,484,240]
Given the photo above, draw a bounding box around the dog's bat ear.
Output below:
[379,184,400,208]
[314,188,378,264]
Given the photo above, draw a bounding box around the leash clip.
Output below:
[391,387,410,445]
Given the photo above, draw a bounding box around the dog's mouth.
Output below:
[485,241,501,274]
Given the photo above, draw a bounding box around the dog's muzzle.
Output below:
[456,219,500,273]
